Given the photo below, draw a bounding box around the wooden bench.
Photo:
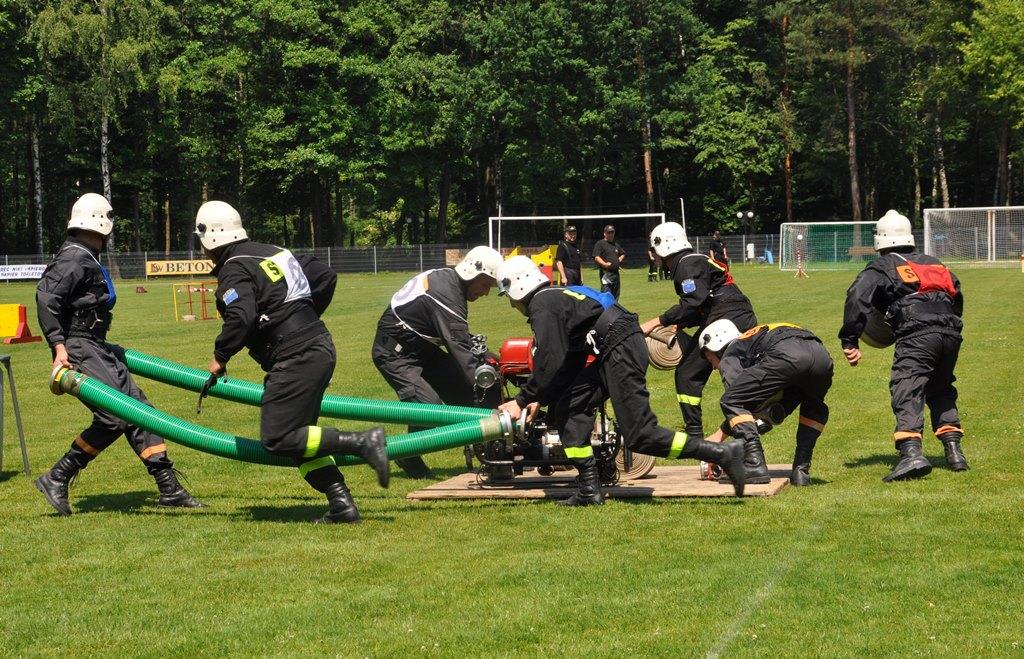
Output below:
[847,245,875,260]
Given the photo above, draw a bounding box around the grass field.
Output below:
[1,264,1022,656]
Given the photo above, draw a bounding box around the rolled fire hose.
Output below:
[123,349,492,427]
[51,368,510,467]
[646,325,682,370]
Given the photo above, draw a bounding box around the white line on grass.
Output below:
[705,516,827,658]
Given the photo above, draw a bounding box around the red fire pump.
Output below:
[466,336,655,485]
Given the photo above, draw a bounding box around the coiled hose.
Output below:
[646,325,683,370]
[52,368,509,467]
[123,348,492,427]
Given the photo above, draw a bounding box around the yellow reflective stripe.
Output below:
[766,322,801,331]
[564,445,594,459]
[563,290,586,301]
[707,257,726,272]
[667,432,687,459]
[259,253,286,282]
[729,414,756,428]
[303,426,323,459]
[298,455,335,477]
[677,393,701,406]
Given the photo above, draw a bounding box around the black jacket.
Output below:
[210,241,336,367]
[515,286,605,407]
[718,324,821,386]
[36,238,116,347]
[659,250,754,328]
[839,251,963,349]
[377,268,479,388]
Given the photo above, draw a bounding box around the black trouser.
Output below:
[889,331,962,444]
[554,330,681,467]
[61,338,173,475]
[675,308,758,440]
[562,268,582,286]
[600,269,621,300]
[260,332,348,494]
[719,337,833,452]
[371,328,475,473]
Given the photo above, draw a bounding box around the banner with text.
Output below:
[146,259,216,277]
[0,264,47,280]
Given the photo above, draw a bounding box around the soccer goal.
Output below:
[779,222,876,271]
[923,207,1024,266]
[487,213,666,252]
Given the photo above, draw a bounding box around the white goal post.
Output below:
[923,206,1024,266]
[779,221,877,271]
[487,213,666,251]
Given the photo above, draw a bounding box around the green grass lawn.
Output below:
[1,264,1022,656]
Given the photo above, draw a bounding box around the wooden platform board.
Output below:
[406,465,791,501]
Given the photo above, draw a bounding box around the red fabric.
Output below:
[906,261,956,297]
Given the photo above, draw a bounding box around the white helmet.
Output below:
[498,255,549,301]
[68,193,113,237]
[195,201,248,251]
[649,221,691,258]
[455,246,503,283]
[874,209,914,251]
[698,319,741,354]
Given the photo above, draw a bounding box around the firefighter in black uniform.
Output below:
[34,193,203,516]
[495,256,747,504]
[640,222,758,447]
[592,225,625,300]
[699,320,834,486]
[196,201,389,523]
[371,245,503,478]
[555,225,583,286]
[839,210,968,482]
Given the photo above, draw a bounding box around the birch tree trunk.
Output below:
[100,110,114,248]
[845,18,862,224]
[31,114,44,254]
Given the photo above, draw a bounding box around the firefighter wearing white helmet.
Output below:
[840,209,967,482]
[640,223,758,450]
[700,320,834,486]
[372,246,502,479]
[34,193,204,515]
[200,200,389,523]
[496,257,748,503]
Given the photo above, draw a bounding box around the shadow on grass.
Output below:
[75,490,155,513]
[0,470,25,484]
[239,504,395,524]
[844,453,899,469]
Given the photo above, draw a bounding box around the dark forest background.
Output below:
[0,0,1021,253]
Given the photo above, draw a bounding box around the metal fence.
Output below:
[2,234,781,280]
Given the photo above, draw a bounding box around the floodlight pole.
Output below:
[679,198,687,233]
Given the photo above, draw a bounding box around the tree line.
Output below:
[0,0,1021,254]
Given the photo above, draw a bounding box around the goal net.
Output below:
[779,222,877,271]
[924,207,1024,266]
[487,213,666,255]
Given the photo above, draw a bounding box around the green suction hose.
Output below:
[123,349,492,427]
[52,368,509,467]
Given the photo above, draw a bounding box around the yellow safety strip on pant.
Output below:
[894,431,922,441]
[798,416,825,432]
[564,445,594,459]
[139,443,167,460]
[74,436,100,456]
[729,414,757,428]
[667,432,687,459]
[677,393,701,406]
[934,425,962,437]
[298,455,336,478]
[303,426,323,458]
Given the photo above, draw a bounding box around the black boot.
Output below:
[685,438,746,497]
[556,462,604,506]
[34,454,81,516]
[883,439,932,482]
[790,444,814,486]
[938,432,969,472]
[332,428,390,489]
[315,481,361,524]
[395,455,435,480]
[153,469,205,508]
[743,438,772,484]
